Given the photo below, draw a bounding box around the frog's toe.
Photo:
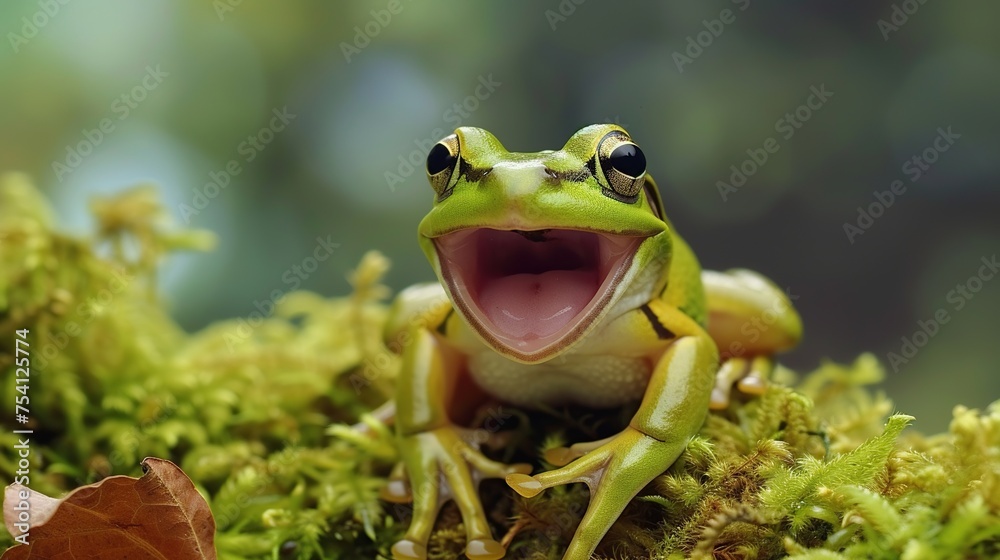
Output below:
[462,447,532,480]
[510,428,675,558]
[391,539,427,560]
[394,537,503,560]
[380,462,411,503]
[394,428,528,560]
[465,538,506,560]
[710,355,773,409]
[541,447,578,468]
[391,486,440,560]
[736,355,772,395]
[395,536,504,560]
[710,358,747,409]
[507,442,610,498]
[542,434,616,467]
[506,473,544,498]
[444,448,528,559]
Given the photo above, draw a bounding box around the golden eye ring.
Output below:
[596,132,646,201]
[426,134,460,197]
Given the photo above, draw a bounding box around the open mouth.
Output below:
[434,228,643,359]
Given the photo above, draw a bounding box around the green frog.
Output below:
[380,124,801,559]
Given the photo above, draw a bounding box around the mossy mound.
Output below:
[1,175,997,559]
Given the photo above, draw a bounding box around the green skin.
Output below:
[382,125,802,560]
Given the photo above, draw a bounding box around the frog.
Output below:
[378,124,802,559]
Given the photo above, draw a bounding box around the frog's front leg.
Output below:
[392,326,531,560]
[702,269,802,409]
[507,303,717,559]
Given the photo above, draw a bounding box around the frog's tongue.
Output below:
[435,229,641,361]
[478,269,594,339]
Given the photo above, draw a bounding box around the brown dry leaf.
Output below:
[2,457,216,559]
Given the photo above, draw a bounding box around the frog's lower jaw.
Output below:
[435,228,643,362]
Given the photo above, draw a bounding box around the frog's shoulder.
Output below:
[642,176,707,327]
[384,282,454,343]
[660,222,708,328]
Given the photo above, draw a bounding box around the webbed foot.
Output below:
[391,426,531,560]
[507,426,687,559]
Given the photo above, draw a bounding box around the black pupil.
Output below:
[608,143,645,177]
[426,143,456,175]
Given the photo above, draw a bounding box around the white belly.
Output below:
[467,351,651,408]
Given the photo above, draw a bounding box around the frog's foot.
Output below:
[709,355,773,410]
[507,426,684,559]
[392,426,532,560]
[382,426,513,504]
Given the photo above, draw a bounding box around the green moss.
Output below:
[1,176,998,559]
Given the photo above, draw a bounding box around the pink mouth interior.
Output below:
[435,229,640,356]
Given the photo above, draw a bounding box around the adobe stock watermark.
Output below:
[178,106,296,223]
[34,267,135,371]
[842,126,960,245]
[7,0,72,53]
[340,0,413,63]
[877,0,930,41]
[388,404,514,525]
[106,401,177,469]
[348,293,451,395]
[224,235,340,352]
[718,286,800,360]
[212,0,244,21]
[544,0,587,30]
[214,446,302,530]
[384,74,502,192]
[51,65,168,182]
[717,83,834,201]
[672,0,751,73]
[603,115,629,129]
[505,499,587,560]
[886,254,998,372]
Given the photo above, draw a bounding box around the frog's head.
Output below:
[418,124,671,363]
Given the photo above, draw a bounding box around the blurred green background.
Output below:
[1,1,997,432]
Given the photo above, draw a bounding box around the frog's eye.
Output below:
[596,132,646,202]
[426,134,461,197]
